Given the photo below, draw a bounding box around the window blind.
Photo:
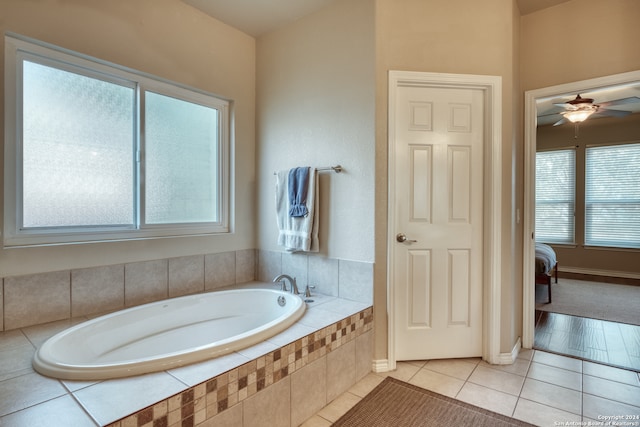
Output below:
[535,149,576,244]
[585,143,640,249]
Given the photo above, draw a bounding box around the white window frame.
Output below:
[535,148,576,245]
[4,34,231,247]
[585,142,640,249]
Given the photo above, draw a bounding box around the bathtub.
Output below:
[33,288,306,380]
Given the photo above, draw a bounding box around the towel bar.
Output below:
[273,165,342,175]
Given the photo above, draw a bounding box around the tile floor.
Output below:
[303,350,640,427]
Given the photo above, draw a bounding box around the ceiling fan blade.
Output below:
[597,96,640,108]
[552,117,567,126]
[538,111,563,118]
[592,109,632,118]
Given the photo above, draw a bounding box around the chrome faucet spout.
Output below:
[272,274,300,295]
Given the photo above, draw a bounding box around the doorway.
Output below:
[522,71,640,369]
[387,70,503,371]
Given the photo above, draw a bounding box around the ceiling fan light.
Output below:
[562,108,596,123]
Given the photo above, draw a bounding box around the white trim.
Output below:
[495,337,522,365]
[522,70,640,349]
[372,359,391,373]
[559,266,640,280]
[387,70,502,367]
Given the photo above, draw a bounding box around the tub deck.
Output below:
[0,282,373,426]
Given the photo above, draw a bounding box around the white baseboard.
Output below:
[493,337,521,365]
[372,359,390,373]
[559,266,640,280]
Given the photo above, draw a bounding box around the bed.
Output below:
[535,242,558,304]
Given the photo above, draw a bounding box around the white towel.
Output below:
[275,168,319,252]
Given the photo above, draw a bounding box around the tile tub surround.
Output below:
[0,285,373,426]
[0,249,373,332]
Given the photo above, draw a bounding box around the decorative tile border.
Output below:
[107,307,373,427]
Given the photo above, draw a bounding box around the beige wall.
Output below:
[522,0,640,273]
[520,0,640,92]
[375,0,522,356]
[0,0,256,277]
[537,115,640,275]
[255,0,376,262]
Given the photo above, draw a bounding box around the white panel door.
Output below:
[393,84,484,360]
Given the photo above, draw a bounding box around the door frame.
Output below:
[387,70,503,369]
[521,70,640,348]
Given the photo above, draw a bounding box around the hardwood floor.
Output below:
[534,310,640,372]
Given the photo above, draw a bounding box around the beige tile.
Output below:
[204,252,236,290]
[0,372,67,417]
[257,250,282,282]
[467,365,525,396]
[408,367,465,398]
[236,249,256,283]
[4,271,71,330]
[480,357,531,377]
[517,348,534,361]
[355,329,373,381]
[583,361,640,387]
[0,342,35,382]
[73,372,186,426]
[169,255,205,297]
[72,265,124,317]
[21,317,88,348]
[583,374,640,407]
[316,391,361,423]
[527,362,582,391]
[236,340,279,360]
[513,398,582,426]
[376,361,421,382]
[308,256,339,297]
[168,351,250,387]
[456,382,518,417]
[243,376,290,427]
[404,359,428,369]
[0,394,95,427]
[300,414,332,427]
[197,401,242,427]
[348,373,384,398]
[533,350,582,373]
[326,339,356,402]
[291,357,327,427]
[583,393,640,421]
[520,378,582,415]
[337,260,373,305]
[0,281,3,332]
[282,252,309,289]
[267,323,316,348]
[0,329,31,350]
[125,259,168,306]
[424,358,478,381]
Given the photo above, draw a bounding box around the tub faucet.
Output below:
[272,274,300,295]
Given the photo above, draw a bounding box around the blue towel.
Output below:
[288,167,310,217]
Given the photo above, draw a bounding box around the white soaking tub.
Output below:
[33,288,305,380]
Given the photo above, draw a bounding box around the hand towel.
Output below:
[288,167,310,217]
[275,168,319,252]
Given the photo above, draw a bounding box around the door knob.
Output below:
[396,233,417,243]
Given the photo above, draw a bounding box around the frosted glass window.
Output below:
[5,34,230,246]
[585,143,640,249]
[21,61,135,228]
[535,149,575,244]
[145,92,219,224]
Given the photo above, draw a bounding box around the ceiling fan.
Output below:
[545,94,640,126]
